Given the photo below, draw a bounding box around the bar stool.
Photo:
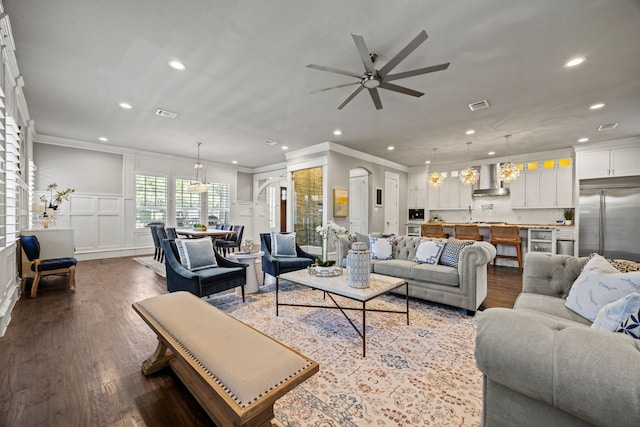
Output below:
[421,223,449,238]
[454,224,483,241]
[490,225,522,271]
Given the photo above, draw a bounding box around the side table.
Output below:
[229,251,264,294]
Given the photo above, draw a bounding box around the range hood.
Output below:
[472,164,509,197]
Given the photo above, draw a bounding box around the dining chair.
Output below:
[150,226,161,261]
[166,227,178,240]
[216,225,244,256]
[156,227,168,263]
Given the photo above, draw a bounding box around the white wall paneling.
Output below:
[69,195,123,254]
[0,245,18,337]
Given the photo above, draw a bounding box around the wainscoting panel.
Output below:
[0,244,19,336]
[69,195,123,254]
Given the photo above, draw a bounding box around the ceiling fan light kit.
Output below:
[307,30,450,110]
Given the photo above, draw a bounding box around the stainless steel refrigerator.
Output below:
[579,176,640,261]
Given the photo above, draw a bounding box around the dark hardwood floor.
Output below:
[0,256,521,426]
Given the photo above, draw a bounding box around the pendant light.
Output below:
[428,148,445,188]
[498,134,520,183]
[459,141,480,185]
[188,142,209,192]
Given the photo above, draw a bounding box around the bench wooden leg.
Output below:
[141,340,174,375]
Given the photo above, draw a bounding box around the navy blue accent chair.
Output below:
[20,235,77,298]
[260,233,315,288]
[162,239,247,300]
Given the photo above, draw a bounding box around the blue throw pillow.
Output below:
[174,238,218,271]
[439,239,473,268]
[616,309,640,339]
[271,232,297,257]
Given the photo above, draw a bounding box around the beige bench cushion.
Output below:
[137,291,314,408]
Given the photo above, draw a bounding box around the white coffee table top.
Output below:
[279,269,406,302]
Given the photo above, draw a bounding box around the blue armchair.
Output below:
[260,233,316,288]
[20,235,77,298]
[162,239,248,300]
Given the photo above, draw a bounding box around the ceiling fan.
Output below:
[307,30,450,110]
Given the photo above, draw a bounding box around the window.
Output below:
[175,178,201,227]
[207,182,230,225]
[135,175,167,228]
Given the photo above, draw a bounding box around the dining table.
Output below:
[174,228,237,245]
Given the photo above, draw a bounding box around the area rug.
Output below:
[206,282,483,426]
[133,256,166,277]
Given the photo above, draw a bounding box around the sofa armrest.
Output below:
[475,308,640,427]
[522,253,588,298]
[460,241,495,267]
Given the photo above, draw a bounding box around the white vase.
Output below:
[347,242,370,288]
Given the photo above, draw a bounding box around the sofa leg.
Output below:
[241,285,245,302]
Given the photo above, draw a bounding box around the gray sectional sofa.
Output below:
[475,252,640,427]
[335,235,496,313]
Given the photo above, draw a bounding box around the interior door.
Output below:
[384,173,399,235]
[349,172,368,234]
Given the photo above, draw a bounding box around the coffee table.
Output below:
[278,269,409,357]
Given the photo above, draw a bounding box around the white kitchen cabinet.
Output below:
[528,228,557,254]
[578,145,640,179]
[408,169,427,208]
[406,224,421,236]
[512,158,573,208]
[428,171,473,210]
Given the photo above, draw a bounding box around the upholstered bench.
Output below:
[133,291,319,427]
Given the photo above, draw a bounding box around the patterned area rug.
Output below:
[205,282,483,426]
[133,256,166,277]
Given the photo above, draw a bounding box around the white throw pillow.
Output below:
[271,232,297,257]
[174,238,218,271]
[566,254,640,322]
[413,240,445,264]
[592,293,640,331]
[369,237,393,260]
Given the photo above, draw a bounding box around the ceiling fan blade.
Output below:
[351,33,376,74]
[306,64,362,79]
[379,82,424,97]
[310,82,360,94]
[385,62,450,81]
[368,88,383,110]
[337,85,365,110]
[378,30,428,78]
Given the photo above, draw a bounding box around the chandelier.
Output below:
[498,134,520,183]
[459,141,479,186]
[188,142,209,193]
[428,148,445,188]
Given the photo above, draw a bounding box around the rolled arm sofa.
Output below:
[335,234,496,313]
[475,253,640,427]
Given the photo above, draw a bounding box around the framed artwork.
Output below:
[375,188,383,207]
[333,188,348,217]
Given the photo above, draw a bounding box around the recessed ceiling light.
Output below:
[565,57,585,68]
[98,137,108,142]
[589,103,605,110]
[333,129,342,136]
[168,60,186,70]
[281,146,289,150]
[488,151,496,156]
[232,160,238,164]
[119,102,132,109]
[577,137,589,143]
[388,146,395,150]
[465,129,475,135]
[425,160,431,164]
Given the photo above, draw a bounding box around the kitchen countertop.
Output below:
[407,222,573,229]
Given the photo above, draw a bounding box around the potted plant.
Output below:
[193,223,207,231]
[563,209,574,225]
